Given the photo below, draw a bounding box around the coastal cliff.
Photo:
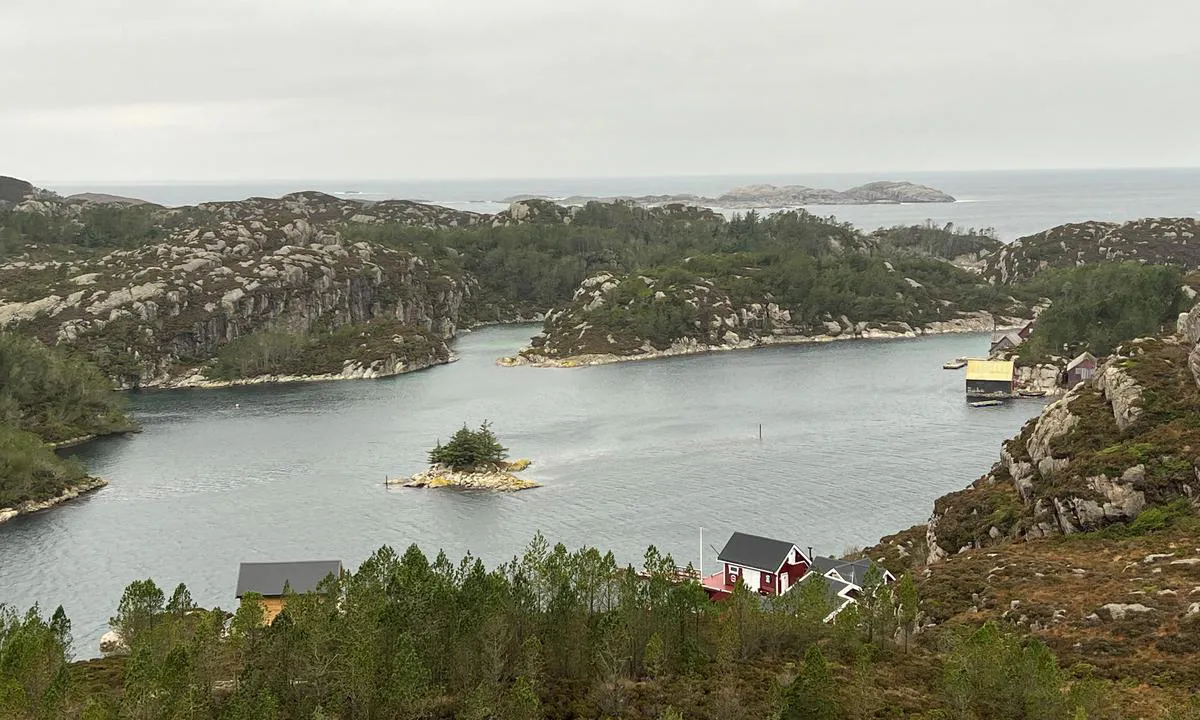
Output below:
[0,191,477,387]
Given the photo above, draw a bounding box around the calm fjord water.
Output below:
[1,327,1042,655]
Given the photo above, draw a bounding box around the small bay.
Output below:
[0,326,1042,655]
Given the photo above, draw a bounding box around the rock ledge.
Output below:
[394,460,539,492]
[0,476,109,524]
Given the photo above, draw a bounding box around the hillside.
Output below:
[867,221,1003,270]
[982,217,1200,284]
[509,257,1029,366]
[0,333,134,515]
[0,190,483,387]
[849,299,1200,712]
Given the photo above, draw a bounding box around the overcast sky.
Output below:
[3,0,1199,182]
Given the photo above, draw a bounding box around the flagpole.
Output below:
[699,526,704,580]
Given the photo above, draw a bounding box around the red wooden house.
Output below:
[702,532,811,599]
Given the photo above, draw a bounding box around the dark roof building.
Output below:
[813,556,896,588]
[706,532,811,598]
[717,532,797,572]
[792,573,857,621]
[236,560,343,599]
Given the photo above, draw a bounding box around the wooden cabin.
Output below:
[702,532,810,599]
[965,359,1015,399]
[235,560,343,623]
[989,331,1025,356]
[1064,352,1097,387]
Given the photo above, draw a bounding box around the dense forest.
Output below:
[0,334,133,507]
[341,204,1019,327]
[1018,263,1187,362]
[0,534,1144,720]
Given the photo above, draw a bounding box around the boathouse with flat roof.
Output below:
[235,560,343,623]
[965,359,1015,399]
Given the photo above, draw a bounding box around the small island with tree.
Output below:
[398,421,538,491]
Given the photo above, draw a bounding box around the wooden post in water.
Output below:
[758,424,762,440]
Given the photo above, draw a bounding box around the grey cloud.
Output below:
[2,0,1198,181]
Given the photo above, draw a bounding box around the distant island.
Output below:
[501,180,955,208]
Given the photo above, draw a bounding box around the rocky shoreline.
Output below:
[392,460,539,492]
[500,316,1025,369]
[0,476,109,524]
[139,354,457,390]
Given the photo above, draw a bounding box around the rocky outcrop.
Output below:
[1049,467,1148,533]
[1025,393,1080,479]
[99,630,128,657]
[1095,360,1144,431]
[0,476,108,524]
[501,181,955,209]
[395,460,539,492]
[1015,363,1063,397]
[0,175,34,205]
[981,218,1200,284]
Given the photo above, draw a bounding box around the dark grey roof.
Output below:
[811,556,843,574]
[792,573,856,616]
[813,556,892,588]
[990,331,1023,348]
[235,560,343,597]
[717,532,796,572]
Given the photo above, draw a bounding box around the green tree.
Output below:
[857,565,895,646]
[109,579,165,652]
[167,583,196,616]
[428,420,509,471]
[942,621,1066,720]
[501,676,542,720]
[643,632,666,679]
[0,605,72,720]
[781,645,838,720]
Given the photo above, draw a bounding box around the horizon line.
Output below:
[34,165,1200,187]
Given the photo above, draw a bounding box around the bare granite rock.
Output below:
[396,460,539,492]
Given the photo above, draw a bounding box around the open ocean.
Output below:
[45,167,1200,241]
